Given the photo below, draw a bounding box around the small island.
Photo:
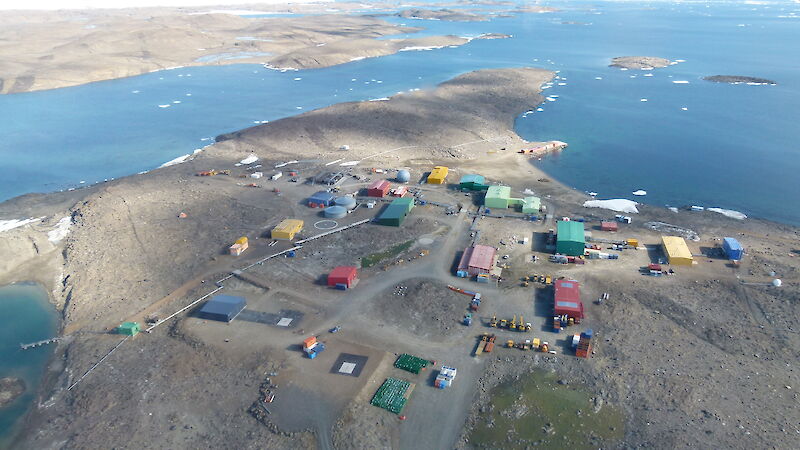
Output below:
[609,56,671,70]
[395,8,488,22]
[703,75,776,85]
[475,33,512,40]
[0,377,26,408]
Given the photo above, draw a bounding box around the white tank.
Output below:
[396,170,411,183]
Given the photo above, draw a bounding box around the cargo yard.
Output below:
[5,68,799,450]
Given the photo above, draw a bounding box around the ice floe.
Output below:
[583,199,639,214]
[294,77,302,81]
[632,190,647,196]
[399,45,446,51]
[640,98,648,102]
[672,80,690,84]
[158,104,171,108]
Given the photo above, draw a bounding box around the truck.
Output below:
[484,335,496,353]
[474,334,488,356]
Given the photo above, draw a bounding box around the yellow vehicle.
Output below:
[506,340,515,348]
[521,281,529,287]
[510,315,517,329]
[489,315,497,327]
[545,275,552,285]
[532,338,541,350]
[499,318,508,328]
[518,316,531,332]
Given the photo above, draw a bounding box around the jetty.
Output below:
[20,337,60,350]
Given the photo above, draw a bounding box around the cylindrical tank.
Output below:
[396,169,410,183]
[334,196,356,210]
[324,206,347,219]
[772,278,782,287]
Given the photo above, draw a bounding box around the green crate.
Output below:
[370,378,412,414]
[394,354,431,374]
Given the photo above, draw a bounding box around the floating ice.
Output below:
[399,45,446,51]
[557,82,567,86]
[644,73,654,77]
[681,107,688,111]
[640,98,648,102]
[672,80,690,84]
[132,90,140,94]
[536,107,544,112]
[595,77,603,80]
[620,68,628,71]
[294,77,302,81]
[172,100,181,104]
[632,190,647,196]
[158,104,171,108]
[583,199,639,214]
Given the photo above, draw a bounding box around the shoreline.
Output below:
[1,67,798,449]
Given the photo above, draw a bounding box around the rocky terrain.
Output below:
[704,75,777,85]
[0,378,26,408]
[610,56,671,70]
[396,8,488,22]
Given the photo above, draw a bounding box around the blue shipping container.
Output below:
[335,283,348,290]
[722,237,744,260]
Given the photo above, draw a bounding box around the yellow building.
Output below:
[427,166,448,184]
[272,219,304,240]
[661,236,693,266]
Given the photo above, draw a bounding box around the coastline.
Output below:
[0,66,798,449]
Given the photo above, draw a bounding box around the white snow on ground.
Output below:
[160,154,191,168]
[48,216,72,243]
[0,217,44,233]
[340,160,360,166]
[632,189,647,196]
[707,207,747,220]
[398,45,445,52]
[583,199,639,214]
[240,155,259,165]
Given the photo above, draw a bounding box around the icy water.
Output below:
[0,1,799,224]
[469,369,625,449]
[0,283,59,447]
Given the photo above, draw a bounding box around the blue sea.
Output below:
[0,283,58,446]
[1,1,798,223]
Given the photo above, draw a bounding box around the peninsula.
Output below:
[2,66,798,450]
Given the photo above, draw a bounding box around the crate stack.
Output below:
[394,354,432,374]
[303,336,326,359]
[434,366,457,389]
[575,329,593,358]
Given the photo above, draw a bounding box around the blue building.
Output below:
[198,295,246,322]
[722,237,744,261]
[307,191,336,207]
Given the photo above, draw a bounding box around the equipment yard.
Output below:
[4,68,798,450]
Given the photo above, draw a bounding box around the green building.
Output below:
[484,185,524,210]
[556,221,585,256]
[117,321,141,336]
[522,196,541,214]
[459,174,489,191]
[377,197,414,226]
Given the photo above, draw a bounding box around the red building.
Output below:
[327,266,359,288]
[457,245,497,277]
[367,180,391,197]
[600,221,619,232]
[554,279,583,320]
[392,186,408,197]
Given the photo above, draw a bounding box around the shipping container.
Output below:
[722,237,744,261]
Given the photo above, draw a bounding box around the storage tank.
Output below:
[324,206,348,219]
[335,196,356,210]
[396,169,411,183]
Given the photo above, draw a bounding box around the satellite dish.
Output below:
[772,279,782,287]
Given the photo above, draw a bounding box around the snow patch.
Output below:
[0,217,44,233]
[583,199,639,214]
[240,155,259,165]
[707,208,747,220]
[160,154,191,168]
[48,216,72,243]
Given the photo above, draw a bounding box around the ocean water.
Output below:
[0,283,59,446]
[0,1,799,224]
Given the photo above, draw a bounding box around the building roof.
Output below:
[661,236,693,260]
[723,237,743,251]
[459,174,485,185]
[485,185,511,200]
[554,279,581,302]
[380,204,408,220]
[200,295,246,315]
[309,191,335,203]
[467,245,496,270]
[557,221,585,243]
[523,196,541,209]
[368,179,390,190]
[329,266,358,279]
[274,219,304,233]
[429,166,448,177]
[118,322,139,330]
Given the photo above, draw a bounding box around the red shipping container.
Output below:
[600,221,619,232]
